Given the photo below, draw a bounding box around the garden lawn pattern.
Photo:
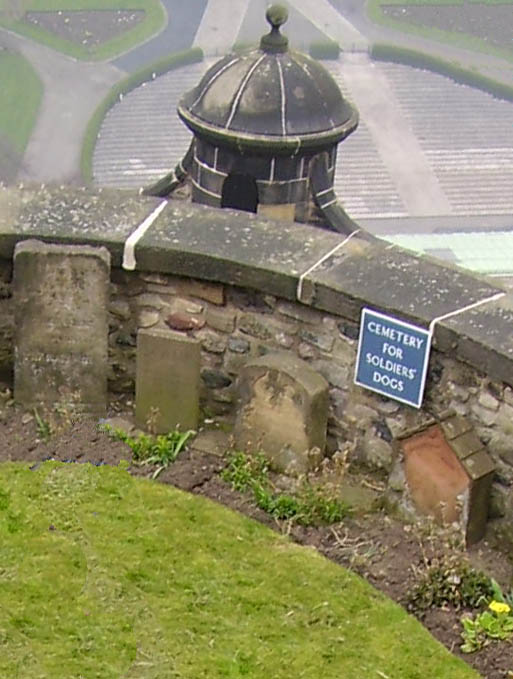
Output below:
[24,10,145,49]
[380,3,513,55]
[0,0,165,61]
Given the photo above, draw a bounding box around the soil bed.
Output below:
[381,4,513,53]
[23,10,145,49]
[0,398,512,678]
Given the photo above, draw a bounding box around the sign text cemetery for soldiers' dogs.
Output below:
[354,308,432,409]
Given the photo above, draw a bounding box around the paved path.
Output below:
[0,28,123,185]
[294,0,367,51]
[335,54,451,217]
[113,0,207,72]
[193,0,251,56]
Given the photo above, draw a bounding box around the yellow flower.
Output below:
[489,600,511,615]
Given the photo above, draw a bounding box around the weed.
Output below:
[102,425,195,478]
[34,409,52,442]
[406,519,494,613]
[461,600,513,653]
[407,562,494,612]
[221,451,351,526]
[221,451,269,492]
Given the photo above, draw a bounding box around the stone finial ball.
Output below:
[266,4,288,29]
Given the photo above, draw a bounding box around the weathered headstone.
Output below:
[135,328,200,433]
[234,353,329,474]
[13,240,110,414]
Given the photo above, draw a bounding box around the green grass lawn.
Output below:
[366,0,513,63]
[0,0,166,61]
[0,460,479,678]
[0,49,42,153]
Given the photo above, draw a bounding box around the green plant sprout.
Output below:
[221,451,351,526]
[33,408,52,442]
[461,600,513,653]
[101,424,195,478]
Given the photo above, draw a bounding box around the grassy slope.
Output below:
[366,0,513,62]
[0,461,479,679]
[0,50,42,153]
[0,0,166,61]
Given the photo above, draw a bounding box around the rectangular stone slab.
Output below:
[135,201,342,301]
[135,328,200,434]
[0,186,159,265]
[13,240,110,414]
[310,238,503,326]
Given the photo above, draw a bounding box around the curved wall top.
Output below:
[0,185,511,387]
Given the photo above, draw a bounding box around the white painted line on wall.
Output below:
[429,291,506,334]
[297,230,360,302]
[122,200,167,271]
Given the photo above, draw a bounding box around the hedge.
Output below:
[371,43,513,102]
[80,47,204,185]
[309,40,341,61]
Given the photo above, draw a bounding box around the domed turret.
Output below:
[178,9,357,152]
[146,5,363,234]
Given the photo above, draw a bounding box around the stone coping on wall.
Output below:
[0,184,512,387]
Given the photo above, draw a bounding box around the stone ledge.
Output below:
[0,185,511,386]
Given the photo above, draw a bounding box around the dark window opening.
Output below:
[221,173,259,213]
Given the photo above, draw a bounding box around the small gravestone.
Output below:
[397,413,495,544]
[234,353,329,474]
[13,240,110,414]
[135,329,200,433]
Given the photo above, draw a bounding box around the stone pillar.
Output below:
[135,328,200,433]
[13,240,110,414]
[234,353,329,474]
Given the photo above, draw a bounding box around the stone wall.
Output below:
[2,256,512,529]
[106,268,512,513]
[0,185,512,539]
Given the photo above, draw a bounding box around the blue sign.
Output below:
[354,308,432,408]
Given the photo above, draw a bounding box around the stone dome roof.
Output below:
[177,8,358,154]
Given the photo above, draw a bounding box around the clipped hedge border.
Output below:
[80,47,204,185]
[309,40,341,61]
[371,43,513,102]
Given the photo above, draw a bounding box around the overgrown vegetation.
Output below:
[407,561,494,612]
[221,451,351,526]
[0,49,42,153]
[80,47,203,183]
[101,423,195,477]
[371,43,513,102]
[406,520,494,613]
[0,0,166,61]
[0,461,479,678]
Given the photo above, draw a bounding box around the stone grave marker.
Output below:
[135,328,200,433]
[234,352,329,474]
[396,413,495,544]
[13,240,110,414]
